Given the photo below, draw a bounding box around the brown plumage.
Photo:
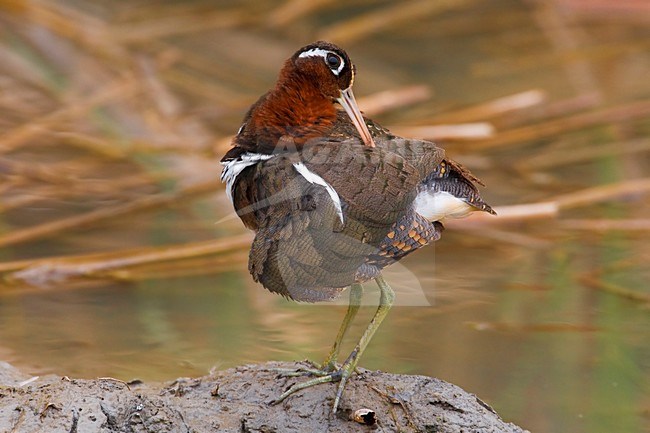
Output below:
[233,138,445,301]
[219,41,495,412]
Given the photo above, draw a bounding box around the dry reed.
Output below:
[0,0,649,292]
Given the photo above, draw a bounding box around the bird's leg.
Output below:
[271,283,364,378]
[273,275,394,413]
[320,283,363,372]
[331,275,394,412]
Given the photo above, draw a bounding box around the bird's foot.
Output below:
[271,358,357,413]
[318,356,339,373]
[269,360,331,377]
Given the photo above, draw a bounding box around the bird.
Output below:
[220,41,496,413]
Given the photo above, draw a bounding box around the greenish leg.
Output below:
[273,275,395,413]
[271,283,364,378]
[331,275,394,412]
[320,283,363,371]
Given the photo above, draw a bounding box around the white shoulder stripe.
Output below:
[220,152,274,203]
[293,162,344,224]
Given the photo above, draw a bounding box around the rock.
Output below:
[0,360,529,433]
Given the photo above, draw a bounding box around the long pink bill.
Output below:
[337,87,376,148]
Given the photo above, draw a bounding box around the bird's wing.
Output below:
[301,138,445,226]
[232,139,445,301]
[236,153,374,302]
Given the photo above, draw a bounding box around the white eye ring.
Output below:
[298,48,345,76]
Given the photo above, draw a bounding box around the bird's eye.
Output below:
[326,53,342,70]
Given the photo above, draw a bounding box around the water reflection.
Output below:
[1,216,648,432]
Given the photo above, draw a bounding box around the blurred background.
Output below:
[0,1,649,432]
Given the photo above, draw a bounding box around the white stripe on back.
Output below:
[293,162,344,224]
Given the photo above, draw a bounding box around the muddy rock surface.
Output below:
[0,361,529,432]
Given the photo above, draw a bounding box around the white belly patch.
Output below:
[414,190,474,221]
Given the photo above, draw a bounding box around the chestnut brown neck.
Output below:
[244,63,338,154]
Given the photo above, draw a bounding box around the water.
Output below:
[1,1,649,432]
